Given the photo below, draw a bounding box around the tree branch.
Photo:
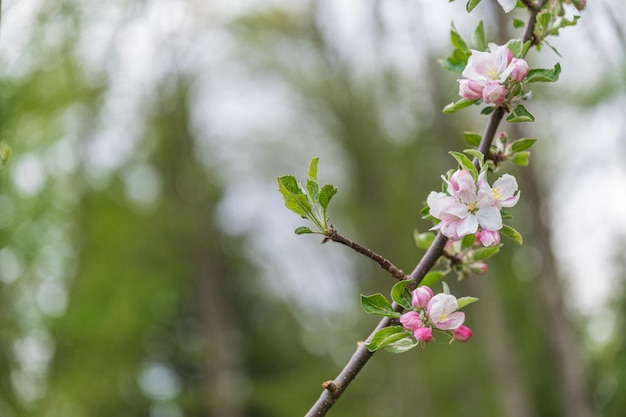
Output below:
[304,3,548,415]
[327,227,408,281]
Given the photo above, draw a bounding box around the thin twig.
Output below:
[304,2,548,415]
[327,227,408,281]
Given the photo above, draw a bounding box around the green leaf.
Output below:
[421,270,447,288]
[457,296,479,309]
[471,20,486,50]
[463,132,482,147]
[461,233,476,248]
[507,39,524,58]
[464,149,484,165]
[511,151,530,166]
[277,175,313,218]
[307,157,319,182]
[506,105,535,123]
[318,184,338,213]
[481,106,495,115]
[383,337,420,354]
[365,326,410,352]
[513,18,525,29]
[443,98,476,114]
[442,281,451,295]
[500,224,523,245]
[391,280,413,310]
[450,151,478,179]
[465,0,484,12]
[511,138,537,152]
[0,142,11,167]
[294,226,314,235]
[526,63,561,83]
[450,23,468,51]
[360,294,400,318]
[414,230,435,250]
[471,245,501,261]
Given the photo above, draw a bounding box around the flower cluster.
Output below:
[427,169,519,246]
[458,43,529,105]
[400,286,472,344]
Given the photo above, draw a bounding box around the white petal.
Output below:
[497,0,517,13]
[476,206,502,231]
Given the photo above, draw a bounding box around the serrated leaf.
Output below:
[463,132,482,147]
[360,294,400,318]
[391,280,413,310]
[307,157,319,182]
[318,184,337,213]
[383,337,420,354]
[306,179,319,201]
[513,18,525,29]
[294,226,314,235]
[457,296,479,309]
[471,245,500,261]
[506,105,535,123]
[511,151,530,166]
[414,230,435,250]
[511,138,537,152]
[501,224,523,245]
[443,98,476,114]
[365,326,410,352]
[471,20,486,50]
[526,63,561,83]
[277,175,313,218]
[421,270,447,287]
[450,151,478,179]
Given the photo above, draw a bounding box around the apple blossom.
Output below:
[412,286,434,309]
[477,229,501,247]
[459,79,484,101]
[427,170,502,240]
[491,174,520,209]
[427,293,465,330]
[453,325,473,343]
[400,311,422,332]
[414,327,433,343]
[482,80,507,104]
[510,58,530,82]
[462,44,515,85]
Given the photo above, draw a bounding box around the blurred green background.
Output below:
[0,0,625,416]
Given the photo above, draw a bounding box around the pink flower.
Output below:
[427,293,465,330]
[462,44,516,84]
[400,311,422,332]
[477,229,500,247]
[491,174,520,209]
[482,81,507,104]
[453,325,472,343]
[427,170,502,240]
[414,327,433,342]
[458,79,484,101]
[412,286,434,309]
[510,58,530,82]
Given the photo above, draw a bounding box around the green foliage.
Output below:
[526,63,561,83]
[440,23,471,73]
[500,224,524,245]
[443,98,477,113]
[277,157,338,235]
[364,326,411,352]
[391,280,413,310]
[506,105,536,123]
[360,293,401,318]
[464,132,482,147]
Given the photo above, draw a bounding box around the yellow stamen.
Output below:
[492,187,502,201]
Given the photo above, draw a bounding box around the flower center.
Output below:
[439,312,448,322]
[486,66,499,80]
[492,187,502,201]
[465,201,479,214]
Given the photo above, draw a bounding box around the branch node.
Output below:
[322,380,340,394]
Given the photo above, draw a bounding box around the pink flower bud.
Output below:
[482,81,506,104]
[453,325,472,343]
[510,58,530,82]
[411,286,434,309]
[458,79,484,101]
[400,311,422,332]
[478,229,500,247]
[506,48,514,65]
[469,262,488,276]
[414,327,433,342]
